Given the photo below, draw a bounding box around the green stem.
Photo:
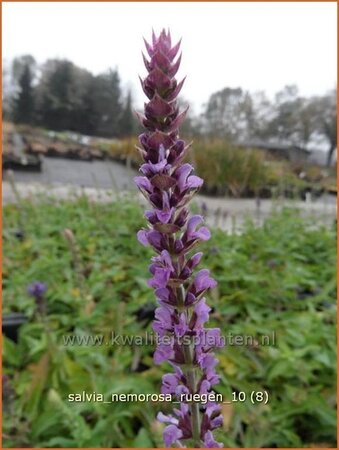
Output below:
[177,286,201,447]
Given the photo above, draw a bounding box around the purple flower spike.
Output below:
[135,29,223,448]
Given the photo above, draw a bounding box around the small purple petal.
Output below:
[157,411,178,425]
[134,176,152,192]
[174,402,189,418]
[145,210,157,224]
[203,430,223,448]
[174,313,188,337]
[187,175,203,189]
[154,306,172,323]
[200,353,218,371]
[155,208,173,224]
[194,299,211,327]
[185,292,196,306]
[161,373,180,394]
[155,287,170,301]
[140,159,167,176]
[146,230,163,250]
[204,328,224,348]
[154,342,174,364]
[211,415,223,428]
[137,230,149,247]
[163,424,183,447]
[175,384,189,396]
[194,269,217,292]
[175,163,193,191]
[196,226,211,241]
[186,215,203,234]
[199,379,211,395]
[187,252,203,270]
[148,267,171,288]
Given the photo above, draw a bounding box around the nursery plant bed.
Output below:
[26,137,107,161]
[45,146,93,161]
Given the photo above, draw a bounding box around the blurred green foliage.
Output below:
[192,139,269,196]
[3,195,336,448]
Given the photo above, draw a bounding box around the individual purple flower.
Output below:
[154,339,175,365]
[153,305,173,336]
[191,298,211,328]
[135,29,223,447]
[175,164,204,192]
[157,403,192,445]
[161,372,180,395]
[148,250,174,288]
[163,424,183,447]
[189,269,217,298]
[203,430,223,448]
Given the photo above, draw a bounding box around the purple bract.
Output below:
[135,29,223,448]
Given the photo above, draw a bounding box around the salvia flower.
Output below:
[135,29,223,448]
[27,281,47,315]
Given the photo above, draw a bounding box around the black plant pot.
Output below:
[2,313,28,342]
[2,153,42,172]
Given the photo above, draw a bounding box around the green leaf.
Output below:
[132,428,154,448]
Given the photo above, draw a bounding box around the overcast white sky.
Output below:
[3,2,337,112]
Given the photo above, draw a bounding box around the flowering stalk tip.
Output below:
[135,29,223,448]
